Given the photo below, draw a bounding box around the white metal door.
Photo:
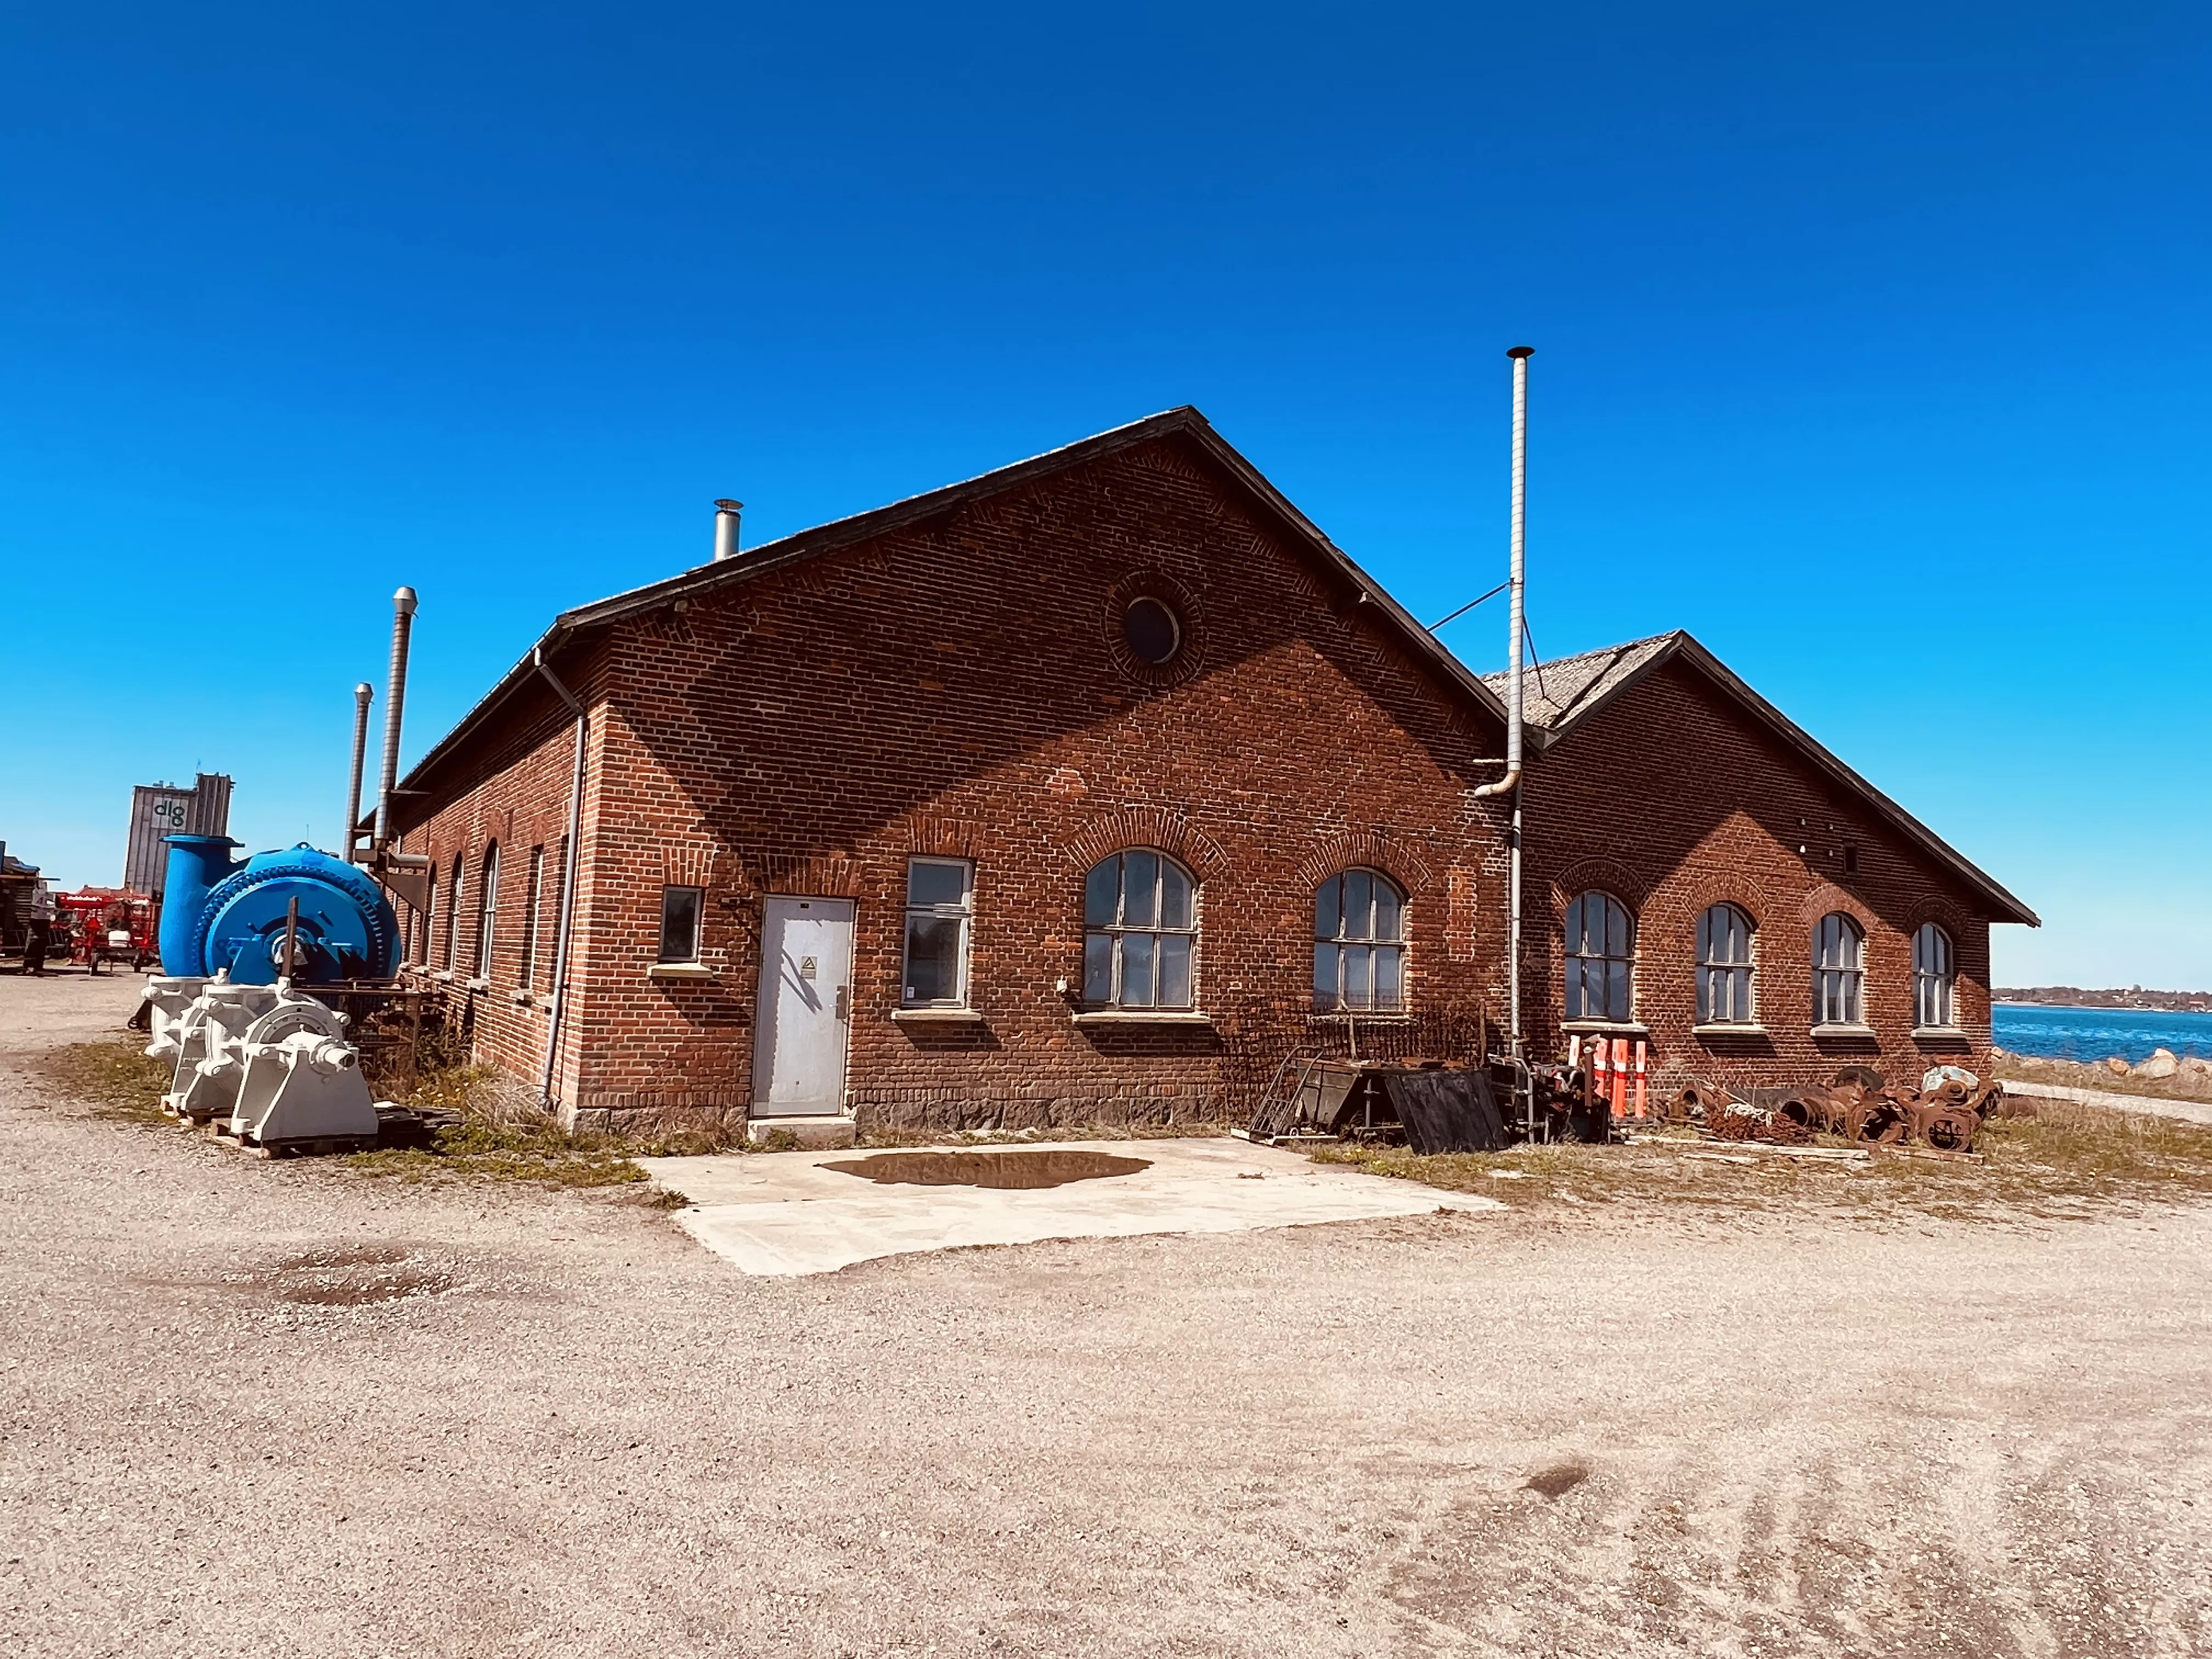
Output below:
[752,897,856,1116]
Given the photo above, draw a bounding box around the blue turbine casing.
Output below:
[157,835,243,975]
[161,840,401,984]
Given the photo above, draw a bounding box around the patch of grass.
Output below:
[32,1037,172,1123]
[1312,1101,2212,1223]
[31,1034,674,1196]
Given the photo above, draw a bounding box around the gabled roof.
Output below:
[1483,631,2039,926]
[396,408,1508,799]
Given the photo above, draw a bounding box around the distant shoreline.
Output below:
[1995,989,2212,1015]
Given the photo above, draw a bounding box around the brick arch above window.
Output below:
[898,814,984,861]
[1657,870,1780,935]
[653,844,721,890]
[1909,896,1974,946]
[1059,807,1229,887]
[1291,829,1435,898]
[1547,856,1651,922]
[1796,882,1877,934]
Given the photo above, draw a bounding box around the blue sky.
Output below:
[2,3,2206,988]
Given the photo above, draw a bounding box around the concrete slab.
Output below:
[2001,1078,2212,1128]
[635,1135,1503,1276]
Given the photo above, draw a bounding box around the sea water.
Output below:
[1993,1003,2212,1065]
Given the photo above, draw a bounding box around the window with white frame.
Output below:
[1083,850,1196,1009]
[1813,912,1866,1027]
[445,857,464,970]
[658,885,703,964]
[1696,903,1756,1025]
[1914,922,1955,1030]
[902,857,974,1007]
[1565,891,1635,1023]
[420,865,436,966]
[1313,869,1406,1011]
[474,843,499,979]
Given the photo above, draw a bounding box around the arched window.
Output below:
[445,856,465,970]
[1696,903,1756,1025]
[1914,923,1955,1030]
[1313,870,1406,1012]
[1082,850,1196,1009]
[1565,891,1635,1023]
[1813,912,1866,1027]
[475,842,499,979]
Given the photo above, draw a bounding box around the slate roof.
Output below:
[1484,630,2039,926]
[1480,633,1678,734]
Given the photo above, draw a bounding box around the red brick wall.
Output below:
[390,642,611,1108]
[402,435,1517,1128]
[1517,657,1994,1097]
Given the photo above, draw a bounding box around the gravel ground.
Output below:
[3,970,2210,1658]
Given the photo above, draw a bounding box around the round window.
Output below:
[1123,597,1181,665]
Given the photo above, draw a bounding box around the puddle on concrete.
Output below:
[823,1149,1152,1190]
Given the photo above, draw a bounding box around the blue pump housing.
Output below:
[157,837,401,984]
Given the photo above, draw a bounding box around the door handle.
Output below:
[834,985,849,1022]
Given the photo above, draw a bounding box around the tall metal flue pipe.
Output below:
[1504,347,1532,1086]
[344,682,373,862]
[373,588,417,851]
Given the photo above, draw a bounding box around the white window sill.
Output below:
[509,989,535,1006]
[1307,1012,1413,1023]
[1812,1023,1877,1038]
[1072,1010,1213,1027]
[1692,1023,1768,1037]
[1912,1026,1969,1041]
[1561,1019,1649,1035]
[892,1007,982,1024]
[647,963,715,981]
[464,977,490,992]
[428,969,455,983]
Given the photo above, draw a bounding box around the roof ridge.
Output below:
[1477,630,1681,682]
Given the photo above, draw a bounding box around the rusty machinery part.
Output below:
[1774,1084,1861,1136]
[1921,1077,1975,1111]
[1911,1104,1981,1153]
[1771,1090,1821,1131]
[1984,1087,2037,1121]
[1963,1080,2008,1119]
[1706,1104,1809,1144]
[1846,1099,1909,1144]
[1672,1081,1735,1121]
[1832,1063,1886,1092]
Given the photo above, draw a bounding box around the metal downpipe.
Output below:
[533,644,589,1111]
[1463,349,1531,1120]
[1505,346,1531,1094]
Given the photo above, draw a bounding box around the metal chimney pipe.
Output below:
[373,587,417,850]
[713,499,744,562]
[344,682,373,862]
[1504,346,1532,1079]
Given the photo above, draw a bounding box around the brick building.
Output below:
[1482,634,2034,1097]
[387,408,2033,1135]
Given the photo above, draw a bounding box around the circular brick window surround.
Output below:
[1102,571,1204,688]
